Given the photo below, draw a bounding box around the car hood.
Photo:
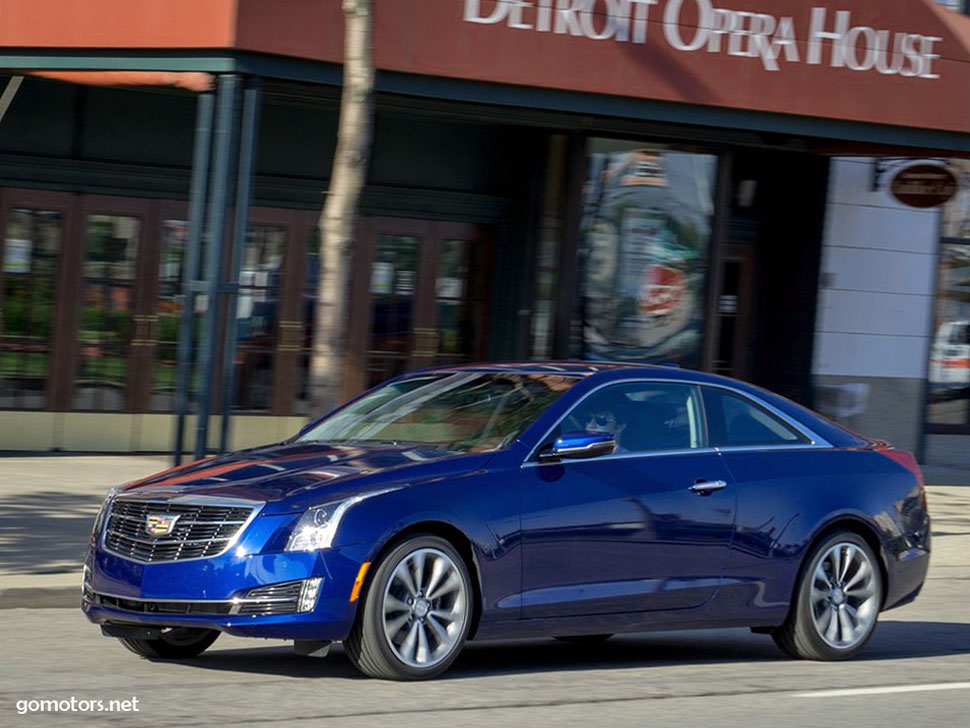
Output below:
[117,441,494,514]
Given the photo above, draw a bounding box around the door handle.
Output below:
[689,479,728,495]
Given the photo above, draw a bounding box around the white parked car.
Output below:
[929,320,970,391]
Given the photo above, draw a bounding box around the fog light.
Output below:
[299,577,322,613]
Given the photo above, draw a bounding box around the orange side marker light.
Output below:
[350,562,371,602]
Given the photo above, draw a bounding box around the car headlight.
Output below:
[285,490,395,552]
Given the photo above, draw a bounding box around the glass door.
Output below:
[345,218,492,398]
[0,190,71,410]
[72,197,152,411]
[711,244,754,379]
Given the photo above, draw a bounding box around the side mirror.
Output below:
[538,431,616,462]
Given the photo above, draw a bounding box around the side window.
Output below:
[554,382,703,454]
[702,387,809,447]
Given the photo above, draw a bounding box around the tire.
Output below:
[120,627,220,659]
[772,531,882,661]
[553,634,614,644]
[345,534,473,680]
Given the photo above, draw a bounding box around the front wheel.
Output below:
[121,627,219,659]
[773,532,882,660]
[345,535,473,680]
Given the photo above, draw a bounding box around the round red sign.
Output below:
[890,164,959,208]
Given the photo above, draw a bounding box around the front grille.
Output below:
[103,497,256,563]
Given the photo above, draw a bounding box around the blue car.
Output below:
[82,362,931,680]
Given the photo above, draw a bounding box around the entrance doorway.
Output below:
[344,217,494,398]
[711,244,754,380]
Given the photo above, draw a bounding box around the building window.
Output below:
[435,238,471,363]
[0,209,61,409]
[230,225,285,412]
[73,215,140,411]
[578,140,718,368]
[296,227,321,416]
[151,219,193,412]
[367,234,421,387]
[927,241,970,428]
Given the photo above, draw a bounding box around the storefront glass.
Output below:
[151,219,196,411]
[927,241,970,427]
[231,225,285,412]
[0,209,61,409]
[930,162,970,430]
[73,214,140,411]
[579,140,718,367]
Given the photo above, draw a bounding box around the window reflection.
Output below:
[927,242,970,426]
[150,219,199,412]
[73,215,140,411]
[0,209,61,409]
[367,234,420,388]
[230,225,285,412]
[580,141,717,367]
[436,239,471,363]
[296,228,321,416]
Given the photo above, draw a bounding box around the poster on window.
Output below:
[580,141,717,368]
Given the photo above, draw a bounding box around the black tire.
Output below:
[553,634,614,644]
[345,534,473,680]
[772,531,882,661]
[120,628,220,659]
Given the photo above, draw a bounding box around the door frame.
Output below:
[0,187,80,411]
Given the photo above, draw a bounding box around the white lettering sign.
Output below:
[462,0,943,78]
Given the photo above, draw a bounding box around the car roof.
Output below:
[414,360,738,386]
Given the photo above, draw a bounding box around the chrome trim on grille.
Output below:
[101,495,263,564]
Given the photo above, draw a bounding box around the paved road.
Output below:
[0,461,968,726]
[1,593,968,727]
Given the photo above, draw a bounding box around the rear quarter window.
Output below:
[702,386,810,447]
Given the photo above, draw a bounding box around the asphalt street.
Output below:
[0,462,968,726]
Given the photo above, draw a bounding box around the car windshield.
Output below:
[297,372,578,453]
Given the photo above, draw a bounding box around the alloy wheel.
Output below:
[810,541,879,649]
[381,547,468,669]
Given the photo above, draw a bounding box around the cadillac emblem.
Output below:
[145,513,180,537]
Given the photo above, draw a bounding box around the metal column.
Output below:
[173,91,215,466]
[194,74,241,461]
[219,77,262,454]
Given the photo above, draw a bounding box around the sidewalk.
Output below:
[0,456,170,607]
[0,455,967,608]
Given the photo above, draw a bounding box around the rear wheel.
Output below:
[121,627,220,659]
[345,535,473,680]
[773,532,882,660]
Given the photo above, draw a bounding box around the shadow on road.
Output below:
[0,490,101,574]
[176,620,970,680]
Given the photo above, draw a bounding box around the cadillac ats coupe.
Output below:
[82,363,931,679]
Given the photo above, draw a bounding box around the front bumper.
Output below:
[82,512,371,641]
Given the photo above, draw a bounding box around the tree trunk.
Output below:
[309,0,375,415]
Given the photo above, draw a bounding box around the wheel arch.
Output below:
[356,520,485,639]
[793,516,891,612]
